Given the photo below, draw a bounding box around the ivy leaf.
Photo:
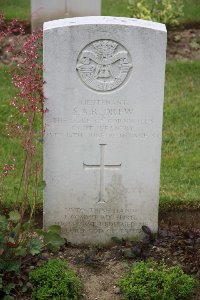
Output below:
[3,296,15,300]
[6,261,21,273]
[35,229,45,236]
[48,225,61,234]
[22,220,33,231]
[0,215,8,230]
[14,246,27,257]
[29,238,43,256]
[44,232,65,252]
[8,211,20,223]
[3,283,15,294]
[0,215,7,222]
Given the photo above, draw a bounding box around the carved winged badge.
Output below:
[77,39,132,92]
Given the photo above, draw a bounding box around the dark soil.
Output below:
[167,28,200,60]
[17,214,200,300]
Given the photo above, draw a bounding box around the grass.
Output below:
[1,0,200,24]
[160,61,200,209]
[0,0,30,21]
[0,65,43,209]
[0,61,200,210]
[102,0,129,17]
[0,65,23,206]
[183,0,200,24]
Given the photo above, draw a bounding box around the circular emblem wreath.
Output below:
[76,39,132,92]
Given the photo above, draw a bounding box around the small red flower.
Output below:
[2,164,15,177]
[7,242,17,248]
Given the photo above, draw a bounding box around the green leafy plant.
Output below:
[0,15,45,214]
[0,211,65,299]
[128,0,184,26]
[0,15,67,299]
[119,260,198,300]
[30,259,81,300]
[37,224,65,252]
[0,14,61,299]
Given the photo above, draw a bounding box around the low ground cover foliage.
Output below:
[119,260,198,300]
[128,0,183,26]
[30,259,81,300]
[0,211,65,299]
[0,16,65,300]
[0,15,44,213]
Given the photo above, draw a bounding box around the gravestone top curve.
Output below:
[44,16,166,32]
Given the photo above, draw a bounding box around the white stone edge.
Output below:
[43,16,166,32]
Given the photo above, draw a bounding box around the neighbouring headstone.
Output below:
[31,0,101,30]
[43,16,167,245]
[31,0,66,30]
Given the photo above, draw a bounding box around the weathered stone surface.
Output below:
[31,0,101,30]
[43,16,167,245]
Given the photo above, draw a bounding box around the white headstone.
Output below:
[31,0,66,30]
[43,16,167,245]
[31,0,101,30]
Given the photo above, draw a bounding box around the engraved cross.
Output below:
[83,144,121,203]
